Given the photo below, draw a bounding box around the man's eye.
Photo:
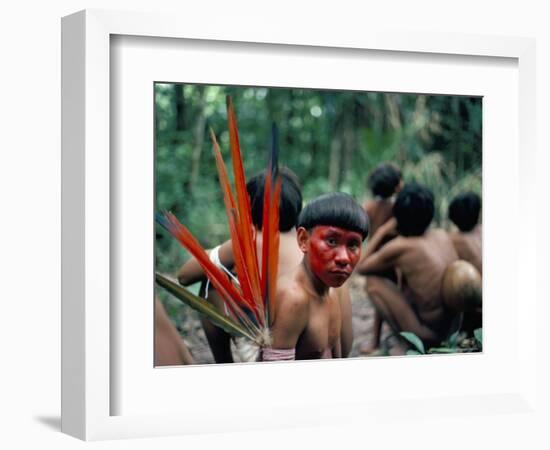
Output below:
[348,242,360,251]
[326,238,337,246]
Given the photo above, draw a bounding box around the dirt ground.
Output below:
[172,273,389,364]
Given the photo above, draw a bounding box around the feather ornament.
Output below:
[156,96,281,349]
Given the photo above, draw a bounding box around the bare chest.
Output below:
[296,295,342,359]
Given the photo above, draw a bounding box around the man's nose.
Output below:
[334,246,350,265]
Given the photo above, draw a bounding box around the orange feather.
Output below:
[226,97,263,311]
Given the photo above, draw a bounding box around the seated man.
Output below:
[446,192,483,333]
[356,183,458,350]
[177,169,354,362]
[361,162,403,354]
[264,192,369,361]
[363,162,403,234]
[448,192,482,274]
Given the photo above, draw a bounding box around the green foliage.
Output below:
[399,328,483,356]
[155,84,481,267]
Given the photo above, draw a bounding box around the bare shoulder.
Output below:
[382,234,409,253]
[429,228,453,243]
[275,273,310,315]
[365,200,375,213]
[271,273,310,342]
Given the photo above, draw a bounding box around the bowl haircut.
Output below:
[393,183,435,236]
[448,191,481,232]
[297,192,370,240]
[368,162,402,198]
[247,167,303,232]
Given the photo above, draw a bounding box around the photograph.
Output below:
[154,83,483,365]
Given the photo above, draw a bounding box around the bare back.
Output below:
[450,224,482,274]
[365,199,394,236]
[393,229,458,324]
[357,227,458,330]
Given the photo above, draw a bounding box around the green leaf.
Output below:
[155,272,255,342]
[447,330,459,348]
[399,332,426,354]
[406,349,421,356]
[474,328,483,347]
[427,347,458,354]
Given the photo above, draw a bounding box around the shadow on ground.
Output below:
[34,415,61,432]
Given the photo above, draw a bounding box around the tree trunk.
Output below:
[188,86,207,195]
[329,134,342,190]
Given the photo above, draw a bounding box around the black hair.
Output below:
[297,192,369,240]
[393,183,434,236]
[246,167,303,232]
[448,192,481,232]
[368,162,402,198]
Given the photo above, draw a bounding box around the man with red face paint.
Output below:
[264,192,369,361]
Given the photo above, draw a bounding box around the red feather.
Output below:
[226,97,263,312]
[157,212,258,330]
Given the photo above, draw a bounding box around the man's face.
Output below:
[298,225,363,288]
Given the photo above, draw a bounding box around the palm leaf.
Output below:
[155,272,257,342]
[155,212,261,337]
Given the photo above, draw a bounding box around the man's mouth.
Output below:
[330,270,351,276]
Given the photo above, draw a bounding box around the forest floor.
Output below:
[174,274,391,364]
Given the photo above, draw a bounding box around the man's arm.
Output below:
[154,297,194,365]
[356,237,403,275]
[361,217,398,260]
[267,292,309,359]
[337,283,353,357]
[177,239,234,285]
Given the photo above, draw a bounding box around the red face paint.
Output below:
[306,226,362,288]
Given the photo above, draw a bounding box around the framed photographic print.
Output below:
[62,9,536,441]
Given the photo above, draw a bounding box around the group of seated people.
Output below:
[155,162,482,364]
[359,163,481,355]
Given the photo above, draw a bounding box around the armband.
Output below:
[261,347,296,361]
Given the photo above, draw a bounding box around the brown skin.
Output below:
[364,199,394,237]
[337,280,353,357]
[154,297,194,366]
[361,197,399,354]
[269,226,362,359]
[449,224,482,274]
[356,218,459,347]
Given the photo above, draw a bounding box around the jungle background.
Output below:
[155,83,482,363]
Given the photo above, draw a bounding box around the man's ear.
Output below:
[296,227,310,253]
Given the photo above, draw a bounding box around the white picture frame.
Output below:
[61,9,537,441]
